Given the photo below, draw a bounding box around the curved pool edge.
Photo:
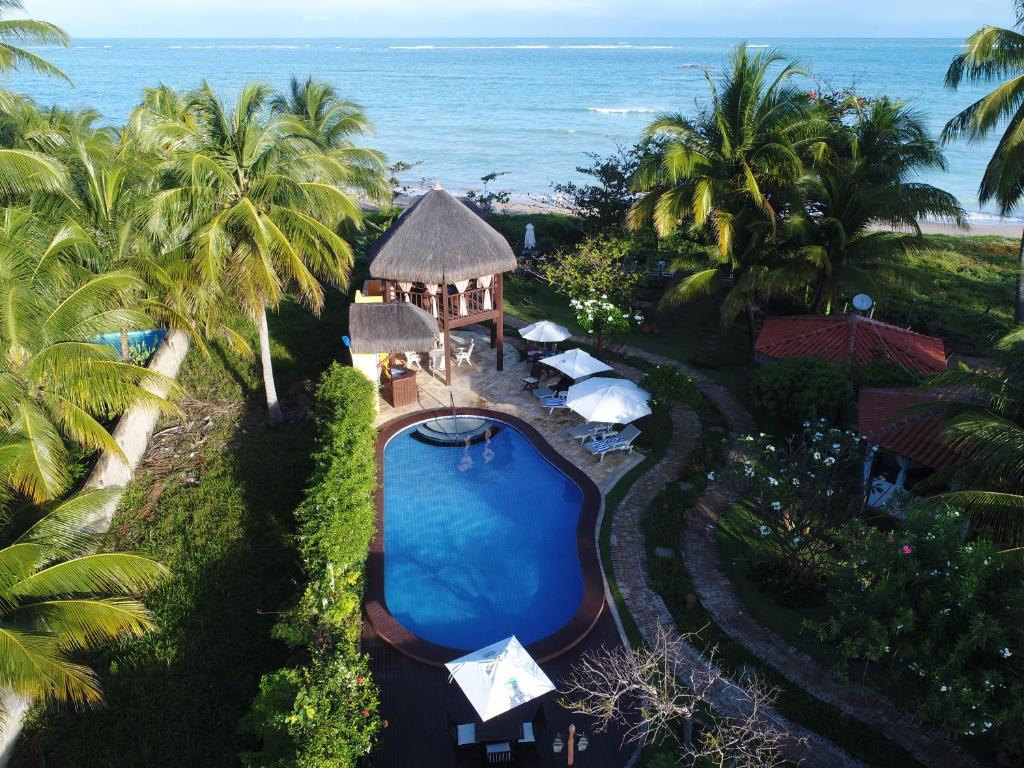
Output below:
[365,407,606,668]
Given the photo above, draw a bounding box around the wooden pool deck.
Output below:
[363,610,634,768]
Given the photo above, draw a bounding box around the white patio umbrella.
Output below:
[445,636,555,721]
[524,223,537,251]
[519,320,572,344]
[541,348,613,380]
[566,376,652,424]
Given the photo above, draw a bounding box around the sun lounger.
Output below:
[586,424,641,462]
[541,396,567,414]
[566,422,614,445]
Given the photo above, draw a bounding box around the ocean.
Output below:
[5,37,1014,220]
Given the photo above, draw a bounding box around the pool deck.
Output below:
[373,330,645,492]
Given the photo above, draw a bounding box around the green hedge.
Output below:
[241,364,381,768]
[751,357,853,427]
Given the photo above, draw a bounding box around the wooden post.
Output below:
[567,724,576,766]
[495,273,504,372]
[442,283,452,386]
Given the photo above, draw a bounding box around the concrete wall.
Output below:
[0,329,191,766]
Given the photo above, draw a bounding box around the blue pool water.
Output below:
[383,420,585,650]
[94,329,168,356]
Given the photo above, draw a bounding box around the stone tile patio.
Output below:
[373,330,644,490]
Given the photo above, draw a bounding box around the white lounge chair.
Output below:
[540,396,567,414]
[566,422,614,445]
[454,340,475,367]
[404,351,421,369]
[586,424,641,462]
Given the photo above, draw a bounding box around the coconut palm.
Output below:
[629,44,828,331]
[0,488,168,705]
[0,208,177,502]
[146,82,385,423]
[943,0,1024,322]
[769,98,965,312]
[0,0,68,82]
[924,324,1024,552]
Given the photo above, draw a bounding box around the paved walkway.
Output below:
[597,337,976,768]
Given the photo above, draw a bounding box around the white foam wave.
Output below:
[388,44,550,49]
[587,106,659,114]
[559,44,672,49]
[964,211,1024,224]
[748,44,771,48]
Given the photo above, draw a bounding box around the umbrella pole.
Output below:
[568,724,576,766]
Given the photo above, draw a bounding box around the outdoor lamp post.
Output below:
[552,724,588,765]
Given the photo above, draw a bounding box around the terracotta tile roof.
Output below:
[755,314,947,375]
[858,387,958,469]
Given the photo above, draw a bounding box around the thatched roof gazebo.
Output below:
[368,184,517,384]
[347,302,439,355]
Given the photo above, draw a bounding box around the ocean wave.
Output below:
[218,44,303,49]
[388,44,551,49]
[679,63,703,69]
[587,106,659,114]
[963,211,1024,224]
[558,44,672,49]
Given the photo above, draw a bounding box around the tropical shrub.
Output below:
[640,365,700,410]
[569,295,635,355]
[719,425,865,594]
[242,365,381,767]
[751,357,853,426]
[812,507,1024,752]
[552,142,644,229]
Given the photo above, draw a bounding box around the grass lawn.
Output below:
[14,290,349,768]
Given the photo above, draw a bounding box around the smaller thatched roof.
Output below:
[369,186,517,283]
[348,302,438,354]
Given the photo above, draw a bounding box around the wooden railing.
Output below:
[390,286,496,322]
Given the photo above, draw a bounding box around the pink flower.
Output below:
[362,708,370,717]
[902,545,913,555]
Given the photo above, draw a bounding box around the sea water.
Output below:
[6,37,1014,219]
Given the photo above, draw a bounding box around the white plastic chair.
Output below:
[454,339,475,367]
[404,351,421,369]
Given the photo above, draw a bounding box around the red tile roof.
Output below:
[858,387,958,469]
[755,314,947,375]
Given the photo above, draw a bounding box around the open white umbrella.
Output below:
[446,636,555,721]
[567,377,652,424]
[524,223,537,251]
[541,348,612,380]
[519,320,572,344]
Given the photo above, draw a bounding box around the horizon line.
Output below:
[55,34,970,40]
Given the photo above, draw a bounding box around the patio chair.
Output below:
[541,396,568,414]
[454,340,475,367]
[404,351,421,369]
[446,712,477,749]
[586,424,642,462]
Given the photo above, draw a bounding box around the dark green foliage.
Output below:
[552,143,644,229]
[850,359,924,390]
[241,364,381,768]
[485,212,586,255]
[814,507,1024,753]
[751,357,853,426]
[640,365,700,410]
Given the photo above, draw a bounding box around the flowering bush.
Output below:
[721,422,866,594]
[812,507,1024,753]
[569,294,635,354]
[640,365,700,410]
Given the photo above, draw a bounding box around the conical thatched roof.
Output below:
[369,187,517,283]
[348,302,438,354]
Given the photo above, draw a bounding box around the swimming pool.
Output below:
[375,411,601,658]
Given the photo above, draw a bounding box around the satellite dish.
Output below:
[852,294,873,312]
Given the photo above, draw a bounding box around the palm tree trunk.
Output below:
[119,325,130,363]
[257,303,284,425]
[1016,227,1024,324]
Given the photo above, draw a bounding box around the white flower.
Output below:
[939,685,948,692]
[759,525,770,537]
[744,465,755,478]
[793,535,802,543]
[1001,647,1013,659]
[765,445,776,452]
[823,457,836,466]
[813,431,824,441]
[767,476,779,486]
[813,452,822,460]
[791,477,800,486]
[802,420,810,428]
[770,501,782,511]
[706,471,716,481]
[826,488,834,497]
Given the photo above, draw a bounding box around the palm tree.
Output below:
[943,0,1024,322]
[0,488,168,705]
[0,208,177,502]
[769,98,965,312]
[924,324,1024,552]
[629,44,827,333]
[0,0,69,82]
[146,82,386,423]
